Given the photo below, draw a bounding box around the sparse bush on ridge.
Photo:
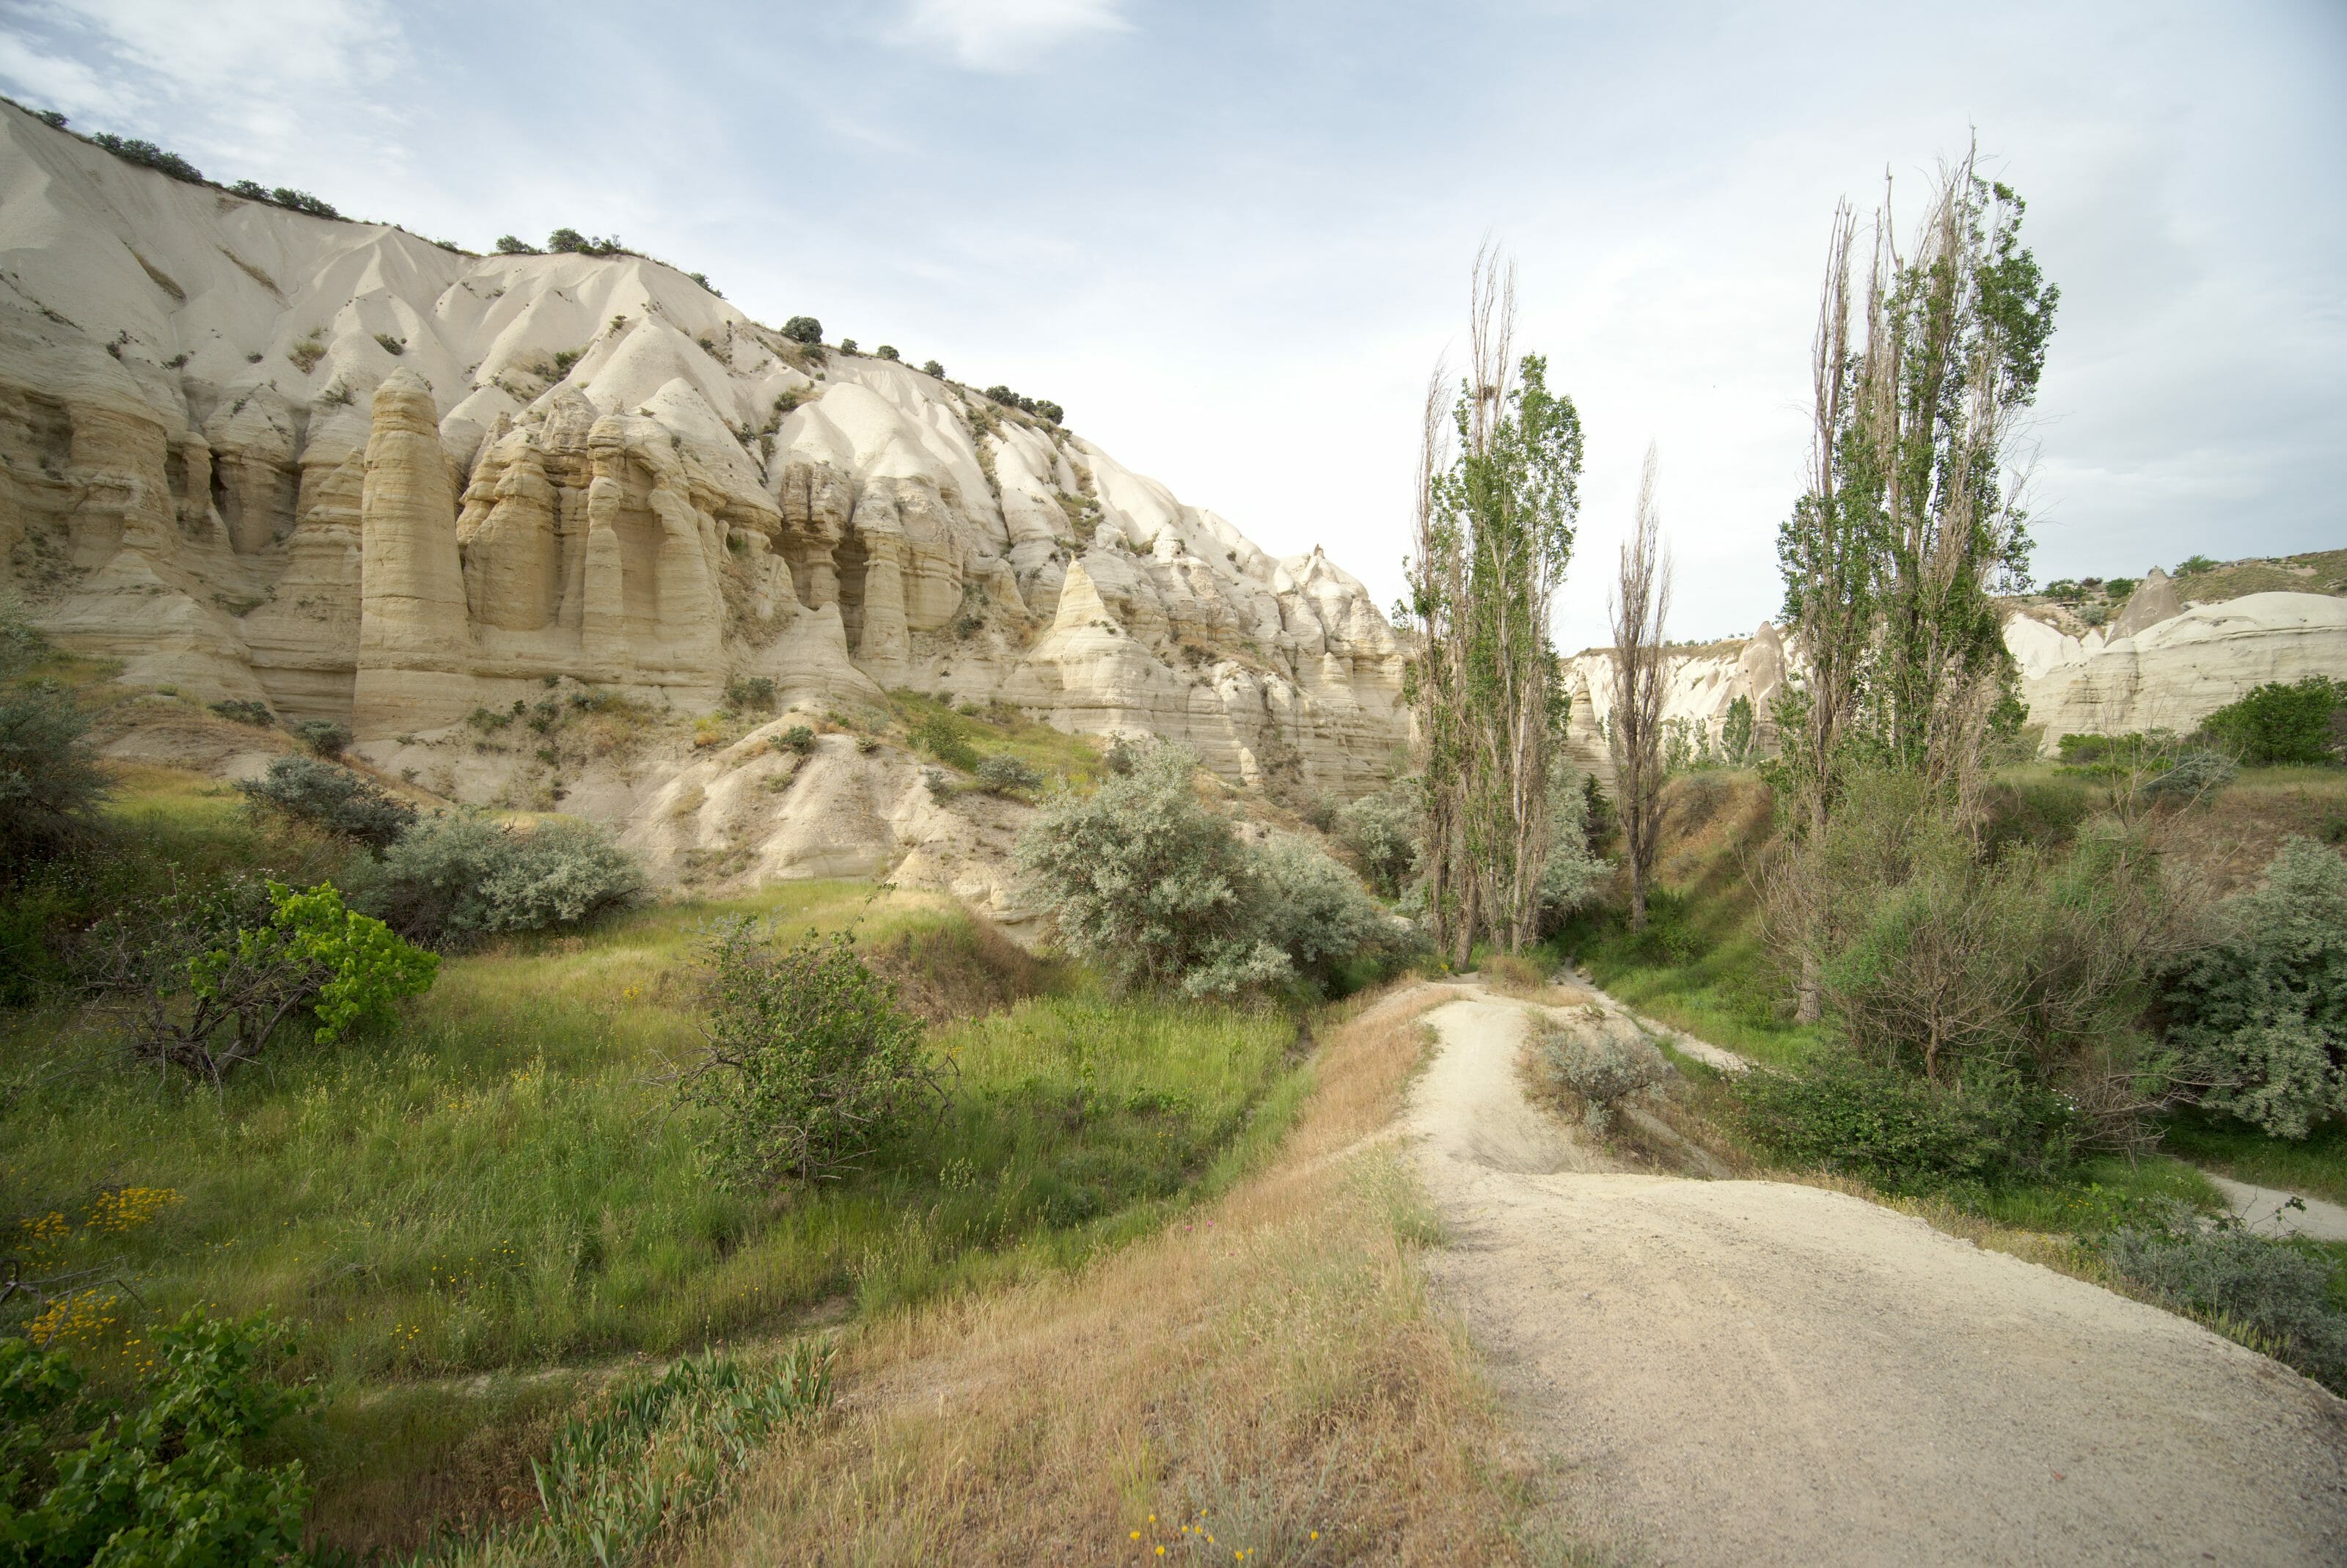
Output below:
[782,315,823,345]
[237,754,416,850]
[973,753,1042,797]
[1543,1015,1671,1131]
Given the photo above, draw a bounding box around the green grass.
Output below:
[887,687,1105,788]
[1560,891,1826,1071]
[2159,1113,2347,1207]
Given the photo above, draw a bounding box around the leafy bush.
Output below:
[546,227,625,257]
[678,920,946,1187]
[781,315,823,345]
[2099,1210,2347,1392]
[1537,766,1609,931]
[2198,675,2345,766]
[1018,744,1388,997]
[350,813,642,948]
[0,601,108,867]
[1735,1050,2040,1193]
[292,718,350,755]
[494,234,535,254]
[1032,399,1064,425]
[1254,833,1396,986]
[2141,747,2238,799]
[875,344,900,360]
[91,879,436,1081]
[88,132,202,183]
[909,711,979,772]
[1334,782,1418,896]
[780,724,816,756]
[725,675,777,712]
[1542,1013,1670,1130]
[0,1311,313,1563]
[973,753,1042,796]
[237,754,416,849]
[2175,554,2218,576]
[921,359,944,378]
[208,698,274,725]
[2164,837,2347,1138]
[1787,769,2194,1152]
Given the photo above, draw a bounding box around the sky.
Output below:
[3,0,2341,649]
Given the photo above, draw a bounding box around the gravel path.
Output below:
[1407,988,2347,1567]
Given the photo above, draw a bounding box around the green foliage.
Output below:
[237,755,416,851]
[0,601,107,868]
[779,724,816,756]
[545,228,624,257]
[493,235,533,254]
[348,813,642,948]
[972,753,1041,797]
[1720,695,1756,766]
[2098,1211,2347,1393]
[909,711,980,772]
[1253,834,1398,990]
[100,879,439,1079]
[2198,675,2345,766]
[208,699,274,726]
[421,1344,832,1567]
[678,920,945,1189]
[920,359,944,378]
[2164,837,2347,1139]
[723,675,777,712]
[87,132,202,183]
[874,345,899,361]
[1735,1049,2048,1192]
[1542,1022,1669,1131]
[781,316,823,345]
[2175,554,2218,576]
[1017,745,1288,997]
[1536,766,1608,932]
[0,1311,313,1565]
[1796,769,2192,1149]
[292,719,350,756]
[1405,340,1585,957]
[1334,780,1418,898]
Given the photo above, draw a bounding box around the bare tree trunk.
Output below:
[1608,444,1672,932]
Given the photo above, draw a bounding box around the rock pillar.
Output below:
[353,369,475,737]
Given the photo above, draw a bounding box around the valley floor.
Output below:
[1409,983,2347,1565]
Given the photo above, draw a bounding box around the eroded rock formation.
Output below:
[0,103,1405,795]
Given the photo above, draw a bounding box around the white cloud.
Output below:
[6,0,403,153]
[891,0,1129,72]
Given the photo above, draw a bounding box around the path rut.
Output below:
[1407,986,2347,1567]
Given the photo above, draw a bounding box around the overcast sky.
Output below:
[4,0,2340,648]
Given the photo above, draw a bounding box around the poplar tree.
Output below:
[1608,445,1672,931]
[1403,251,1583,961]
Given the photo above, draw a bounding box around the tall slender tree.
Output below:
[1608,444,1672,931]
[1773,147,2059,1017]
[1402,249,1583,961]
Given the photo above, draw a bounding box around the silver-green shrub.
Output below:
[2165,837,2347,1138]
[1543,1011,1669,1129]
[348,813,642,947]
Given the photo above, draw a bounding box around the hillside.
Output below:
[1564,557,2346,769]
[0,102,1406,818]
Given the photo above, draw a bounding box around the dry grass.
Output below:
[677,983,1579,1566]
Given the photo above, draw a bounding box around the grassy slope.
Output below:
[0,767,1309,1550]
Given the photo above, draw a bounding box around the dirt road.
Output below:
[1407,987,2347,1567]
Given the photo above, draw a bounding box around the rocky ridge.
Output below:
[0,103,1406,812]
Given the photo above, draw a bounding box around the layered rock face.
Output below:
[0,105,1404,794]
[1563,574,2346,766]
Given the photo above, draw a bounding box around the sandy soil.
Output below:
[1407,988,2347,1567]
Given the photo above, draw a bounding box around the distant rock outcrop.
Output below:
[0,103,1405,797]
